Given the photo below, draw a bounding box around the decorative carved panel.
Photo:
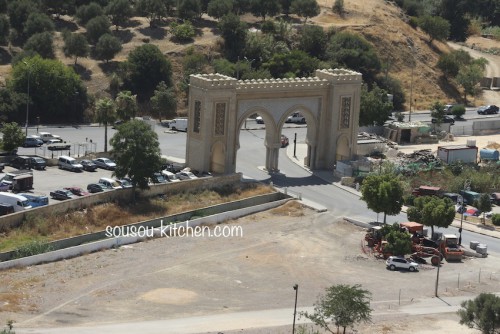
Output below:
[340,97,351,129]
[215,103,226,136]
[193,101,201,133]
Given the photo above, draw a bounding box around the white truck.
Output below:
[0,193,32,212]
[167,118,188,132]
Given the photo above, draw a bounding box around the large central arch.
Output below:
[186,69,362,174]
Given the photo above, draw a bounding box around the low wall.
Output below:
[473,119,500,135]
[0,174,242,232]
[0,196,289,269]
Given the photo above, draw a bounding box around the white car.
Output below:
[93,158,117,170]
[255,116,264,124]
[161,170,180,182]
[386,256,419,272]
[176,171,198,180]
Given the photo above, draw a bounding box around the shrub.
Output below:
[492,213,500,226]
[408,16,419,29]
[13,240,54,259]
[170,21,196,42]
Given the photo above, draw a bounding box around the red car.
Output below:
[281,135,289,148]
[64,187,89,196]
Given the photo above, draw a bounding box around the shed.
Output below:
[479,148,499,161]
[437,145,478,164]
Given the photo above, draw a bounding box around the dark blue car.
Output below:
[18,193,49,208]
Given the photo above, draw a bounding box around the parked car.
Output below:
[386,256,419,272]
[116,179,133,188]
[49,189,76,200]
[256,116,264,124]
[38,132,61,143]
[64,187,89,196]
[23,137,43,147]
[192,170,212,178]
[10,156,32,169]
[176,171,198,180]
[0,203,14,216]
[431,116,455,124]
[29,157,46,170]
[93,158,116,170]
[286,112,306,124]
[151,173,167,184]
[161,170,180,182]
[477,105,499,115]
[58,156,83,172]
[87,183,106,193]
[98,177,122,189]
[18,193,49,208]
[0,162,4,172]
[281,134,289,148]
[46,138,63,145]
[80,159,97,172]
[491,193,500,205]
[444,104,455,115]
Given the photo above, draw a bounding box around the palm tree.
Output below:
[95,97,116,152]
[115,90,137,121]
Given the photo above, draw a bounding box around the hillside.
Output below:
[0,0,472,115]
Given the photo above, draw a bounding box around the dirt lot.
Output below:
[0,202,498,333]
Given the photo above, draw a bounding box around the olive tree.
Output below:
[1,122,24,151]
[407,196,455,237]
[302,284,372,334]
[360,173,404,224]
[458,293,500,334]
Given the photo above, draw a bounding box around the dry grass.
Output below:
[269,200,305,217]
[0,183,275,252]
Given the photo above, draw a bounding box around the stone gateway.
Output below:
[187,69,362,174]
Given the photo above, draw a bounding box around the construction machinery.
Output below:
[364,226,383,247]
[439,234,464,261]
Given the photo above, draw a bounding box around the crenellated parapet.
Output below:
[189,73,238,90]
[236,76,329,91]
[315,68,363,83]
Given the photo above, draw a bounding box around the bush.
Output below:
[408,16,419,29]
[13,240,54,259]
[492,213,500,226]
[170,21,196,42]
[403,194,415,206]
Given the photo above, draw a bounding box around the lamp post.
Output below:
[407,44,416,122]
[292,284,298,334]
[22,60,33,136]
[459,179,471,245]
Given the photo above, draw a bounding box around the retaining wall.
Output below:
[0,174,242,232]
[0,196,289,270]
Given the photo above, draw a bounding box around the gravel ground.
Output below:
[1,202,499,333]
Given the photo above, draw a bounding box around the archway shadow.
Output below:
[263,172,332,188]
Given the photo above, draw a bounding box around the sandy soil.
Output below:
[1,202,498,333]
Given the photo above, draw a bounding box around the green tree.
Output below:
[95,97,116,153]
[265,50,318,78]
[476,193,492,224]
[232,0,250,15]
[290,0,320,24]
[110,119,162,190]
[430,101,445,126]
[115,90,137,121]
[23,32,54,59]
[418,15,450,43]
[122,44,173,101]
[219,13,247,61]
[23,12,54,39]
[170,21,196,42]
[360,173,403,224]
[326,31,381,83]
[0,89,25,122]
[75,2,103,25]
[95,33,122,62]
[407,196,455,236]
[250,0,281,21]
[41,0,74,18]
[456,63,485,104]
[0,14,9,45]
[7,0,40,36]
[458,293,500,334]
[439,0,469,42]
[135,0,166,28]
[451,104,466,119]
[302,284,372,334]
[359,84,392,126]
[437,53,460,79]
[177,0,202,20]
[207,0,233,20]
[333,0,344,15]
[384,229,412,256]
[1,122,24,151]
[151,81,177,121]
[108,72,121,99]
[85,15,111,44]
[63,32,89,65]
[299,24,327,59]
[376,75,405,111]
[105,0,132,30]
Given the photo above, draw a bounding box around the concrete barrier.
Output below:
[481,77,492,89]
[0,174,242,232]
[0,197,290,270]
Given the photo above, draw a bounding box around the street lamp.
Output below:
[408,47,415,123]
[292,284,298,334]
[22,60,33,136]
[459,179,471,245]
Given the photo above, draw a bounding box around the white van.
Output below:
[58,156,83,172]
[168,118,188,132]
[98,177,122,189]
[0,193,32,212]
